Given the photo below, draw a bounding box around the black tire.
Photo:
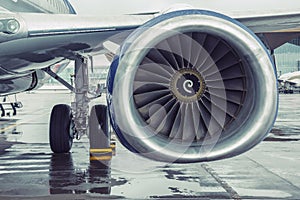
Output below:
[50,104,74,153]
[89,105,109,148]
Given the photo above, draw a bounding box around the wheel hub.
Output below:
[170,69,206,103]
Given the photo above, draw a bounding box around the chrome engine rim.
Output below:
[111,10,277,162]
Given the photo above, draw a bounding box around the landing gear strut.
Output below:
[71,56,90,139]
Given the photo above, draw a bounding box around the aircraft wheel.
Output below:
[50,104,74,153]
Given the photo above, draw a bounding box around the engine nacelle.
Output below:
[107,10,278,163]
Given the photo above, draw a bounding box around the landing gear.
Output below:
[45,55,107,154]
[46,56,90,154]
[49,104,75,153]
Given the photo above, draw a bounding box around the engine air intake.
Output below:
[108,10,278,163]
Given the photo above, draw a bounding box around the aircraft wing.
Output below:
[278,79,297,86]
[238,12,300,33]
[0,12,154,60]
[237,13,300,49]
[1,10,300,56]
[0,9,299,95]
[287,81,298,86]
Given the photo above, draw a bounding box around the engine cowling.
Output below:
[107,10,278,163]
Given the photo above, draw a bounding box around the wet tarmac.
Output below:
[0,92,299,199]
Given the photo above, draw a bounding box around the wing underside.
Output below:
[237,13,300,49]
[1,11,300,55]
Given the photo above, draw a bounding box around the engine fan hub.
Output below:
[170,68,206,103]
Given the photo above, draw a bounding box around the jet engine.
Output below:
[107,10,278,163]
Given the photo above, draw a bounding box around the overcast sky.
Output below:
[69,0,300,16]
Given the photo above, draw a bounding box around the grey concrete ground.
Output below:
[0,92,299,199]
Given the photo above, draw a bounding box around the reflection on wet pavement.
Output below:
[49,153,111,195]
[0,142,127,198]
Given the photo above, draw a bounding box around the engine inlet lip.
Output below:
[170,68,206,103]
